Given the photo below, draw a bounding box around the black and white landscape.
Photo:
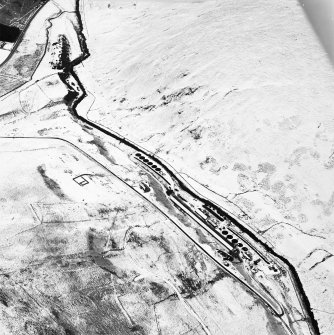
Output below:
[0,0,333,334]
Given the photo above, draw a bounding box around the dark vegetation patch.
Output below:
[50,35,71,70]
[88,135,116,164]
[199,156,216,169]
[97,205,126,217]
[189,125,203,140]
[91,253,127,279]
[130,324,144,333]
[129,104,156,112]
[65,329,76,335]
[37,127,51,135]
[87,227,111,253]
[97,207,112,216]
[161,86,200,106]
[51,308,60,319]
[139,181,150,193]
[0,109,22,121]
[50,308,78,335]
[127,231,143,247]
[150,282,169,299]
[177,272,202,298]
[179,71,189,78]
[0,23,20,42]
[37,165,70,200]
[0,290,9,307]
[87,227,98,250]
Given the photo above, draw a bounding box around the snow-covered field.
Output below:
[0,0,333,333]
[77,0,334,333]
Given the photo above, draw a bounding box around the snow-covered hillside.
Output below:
[76,0,334,333]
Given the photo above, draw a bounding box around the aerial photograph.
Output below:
[0,0,333,334]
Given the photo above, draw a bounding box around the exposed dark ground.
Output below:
[0,23,20,42]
